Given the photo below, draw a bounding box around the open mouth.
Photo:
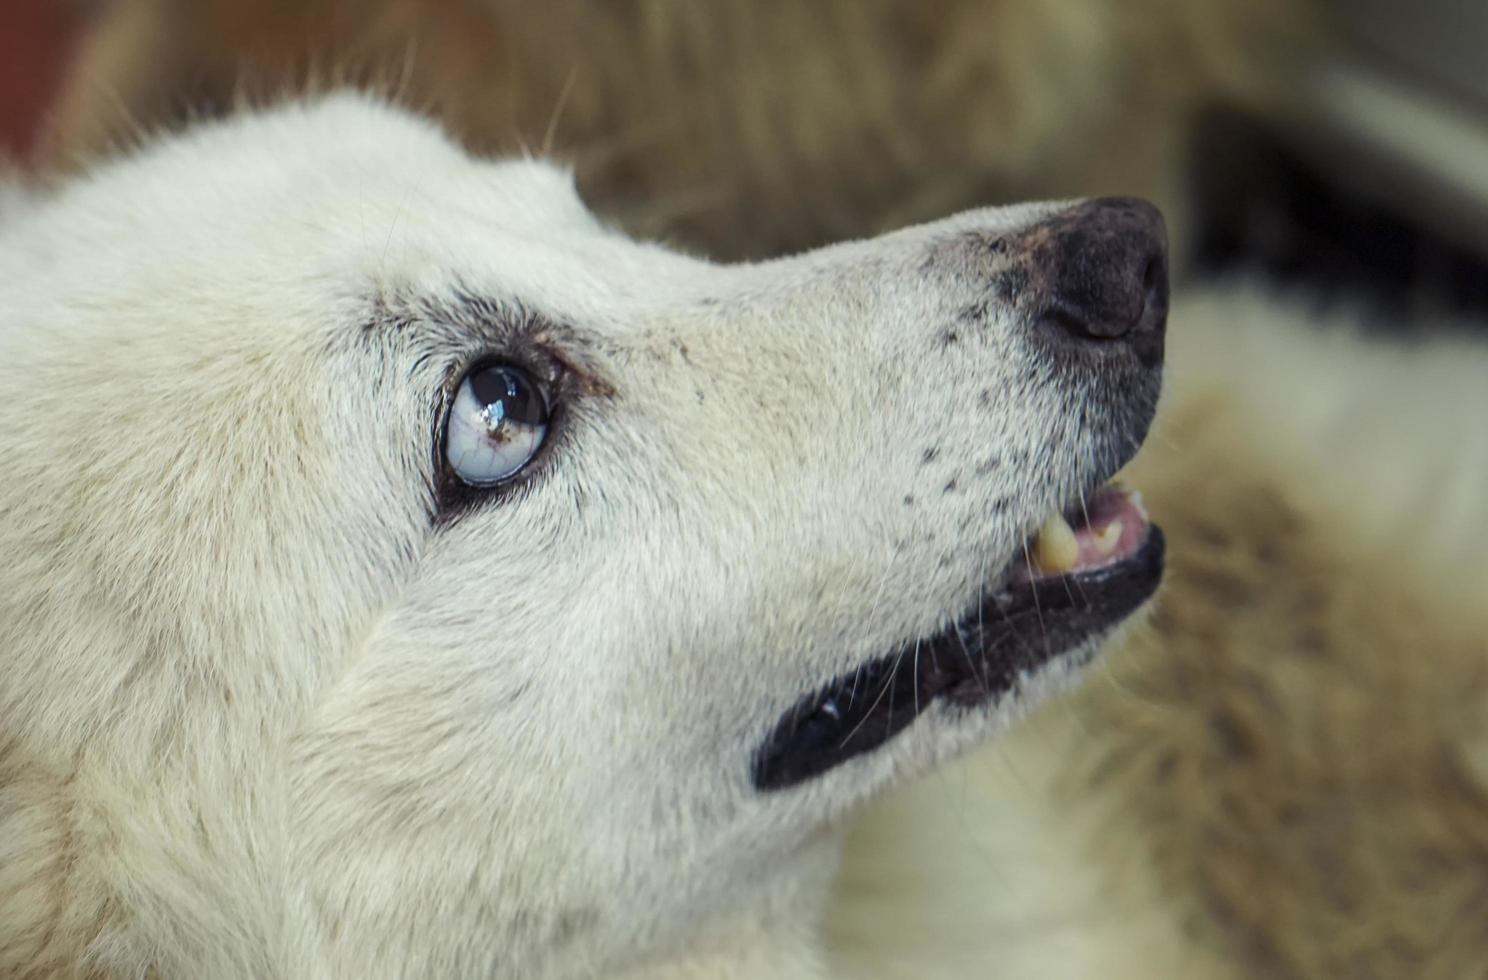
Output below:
[752,484,1164,791]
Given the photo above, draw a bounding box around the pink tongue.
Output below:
[1068,486,1148,571]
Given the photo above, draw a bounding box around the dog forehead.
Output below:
[42,96,593,251]
[3,97,717,342]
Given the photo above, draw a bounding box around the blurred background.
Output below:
[1193,0,1488,324]
[5,0,1488,327]
[0,0,83,160]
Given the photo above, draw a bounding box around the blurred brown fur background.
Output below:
[43,0,1318,258]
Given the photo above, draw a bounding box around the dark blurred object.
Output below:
[1192,108,1488,327]
[1191,15,1488,330]
[0,0,85,160]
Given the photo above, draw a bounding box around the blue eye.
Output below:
[444,364,549,486]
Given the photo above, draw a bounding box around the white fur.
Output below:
[0,95,1157,979]
[8,93,1483,980]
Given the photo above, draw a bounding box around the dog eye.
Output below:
[445,363,549,486]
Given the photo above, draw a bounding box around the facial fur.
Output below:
[0,95,1163,978]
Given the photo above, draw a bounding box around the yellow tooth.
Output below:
[1092,520,1124,556]
[1032,513,1079,573]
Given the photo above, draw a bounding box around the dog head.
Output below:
[0,95,1165,977]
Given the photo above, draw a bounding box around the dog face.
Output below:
[0,95,1165,977]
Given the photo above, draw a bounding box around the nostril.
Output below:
[1038,302,1094,341]
[1140,249,1169,330]
[1142,253,1162,296]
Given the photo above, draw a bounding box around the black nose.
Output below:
[1029,197,1168,359]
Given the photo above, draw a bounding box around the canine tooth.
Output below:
[1092,520,1124,556]
[1032,513,1079,573]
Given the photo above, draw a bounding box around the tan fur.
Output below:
[1102,297,1488,978]
[1101,409,1488,979]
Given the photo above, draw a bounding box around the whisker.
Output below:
[849,537,903,711]
[912,638,922,717]
[885,649,900,737]
[1067,487,1093,607]
[837,650,902,751]
[1019,537,1052,659]
[956,621,989,698]
[541,67,581,158]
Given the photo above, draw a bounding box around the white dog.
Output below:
[0,94,1176,979]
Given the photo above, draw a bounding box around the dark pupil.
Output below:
[470,366,544,425]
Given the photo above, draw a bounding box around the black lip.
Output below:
[751,526,1165,792]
